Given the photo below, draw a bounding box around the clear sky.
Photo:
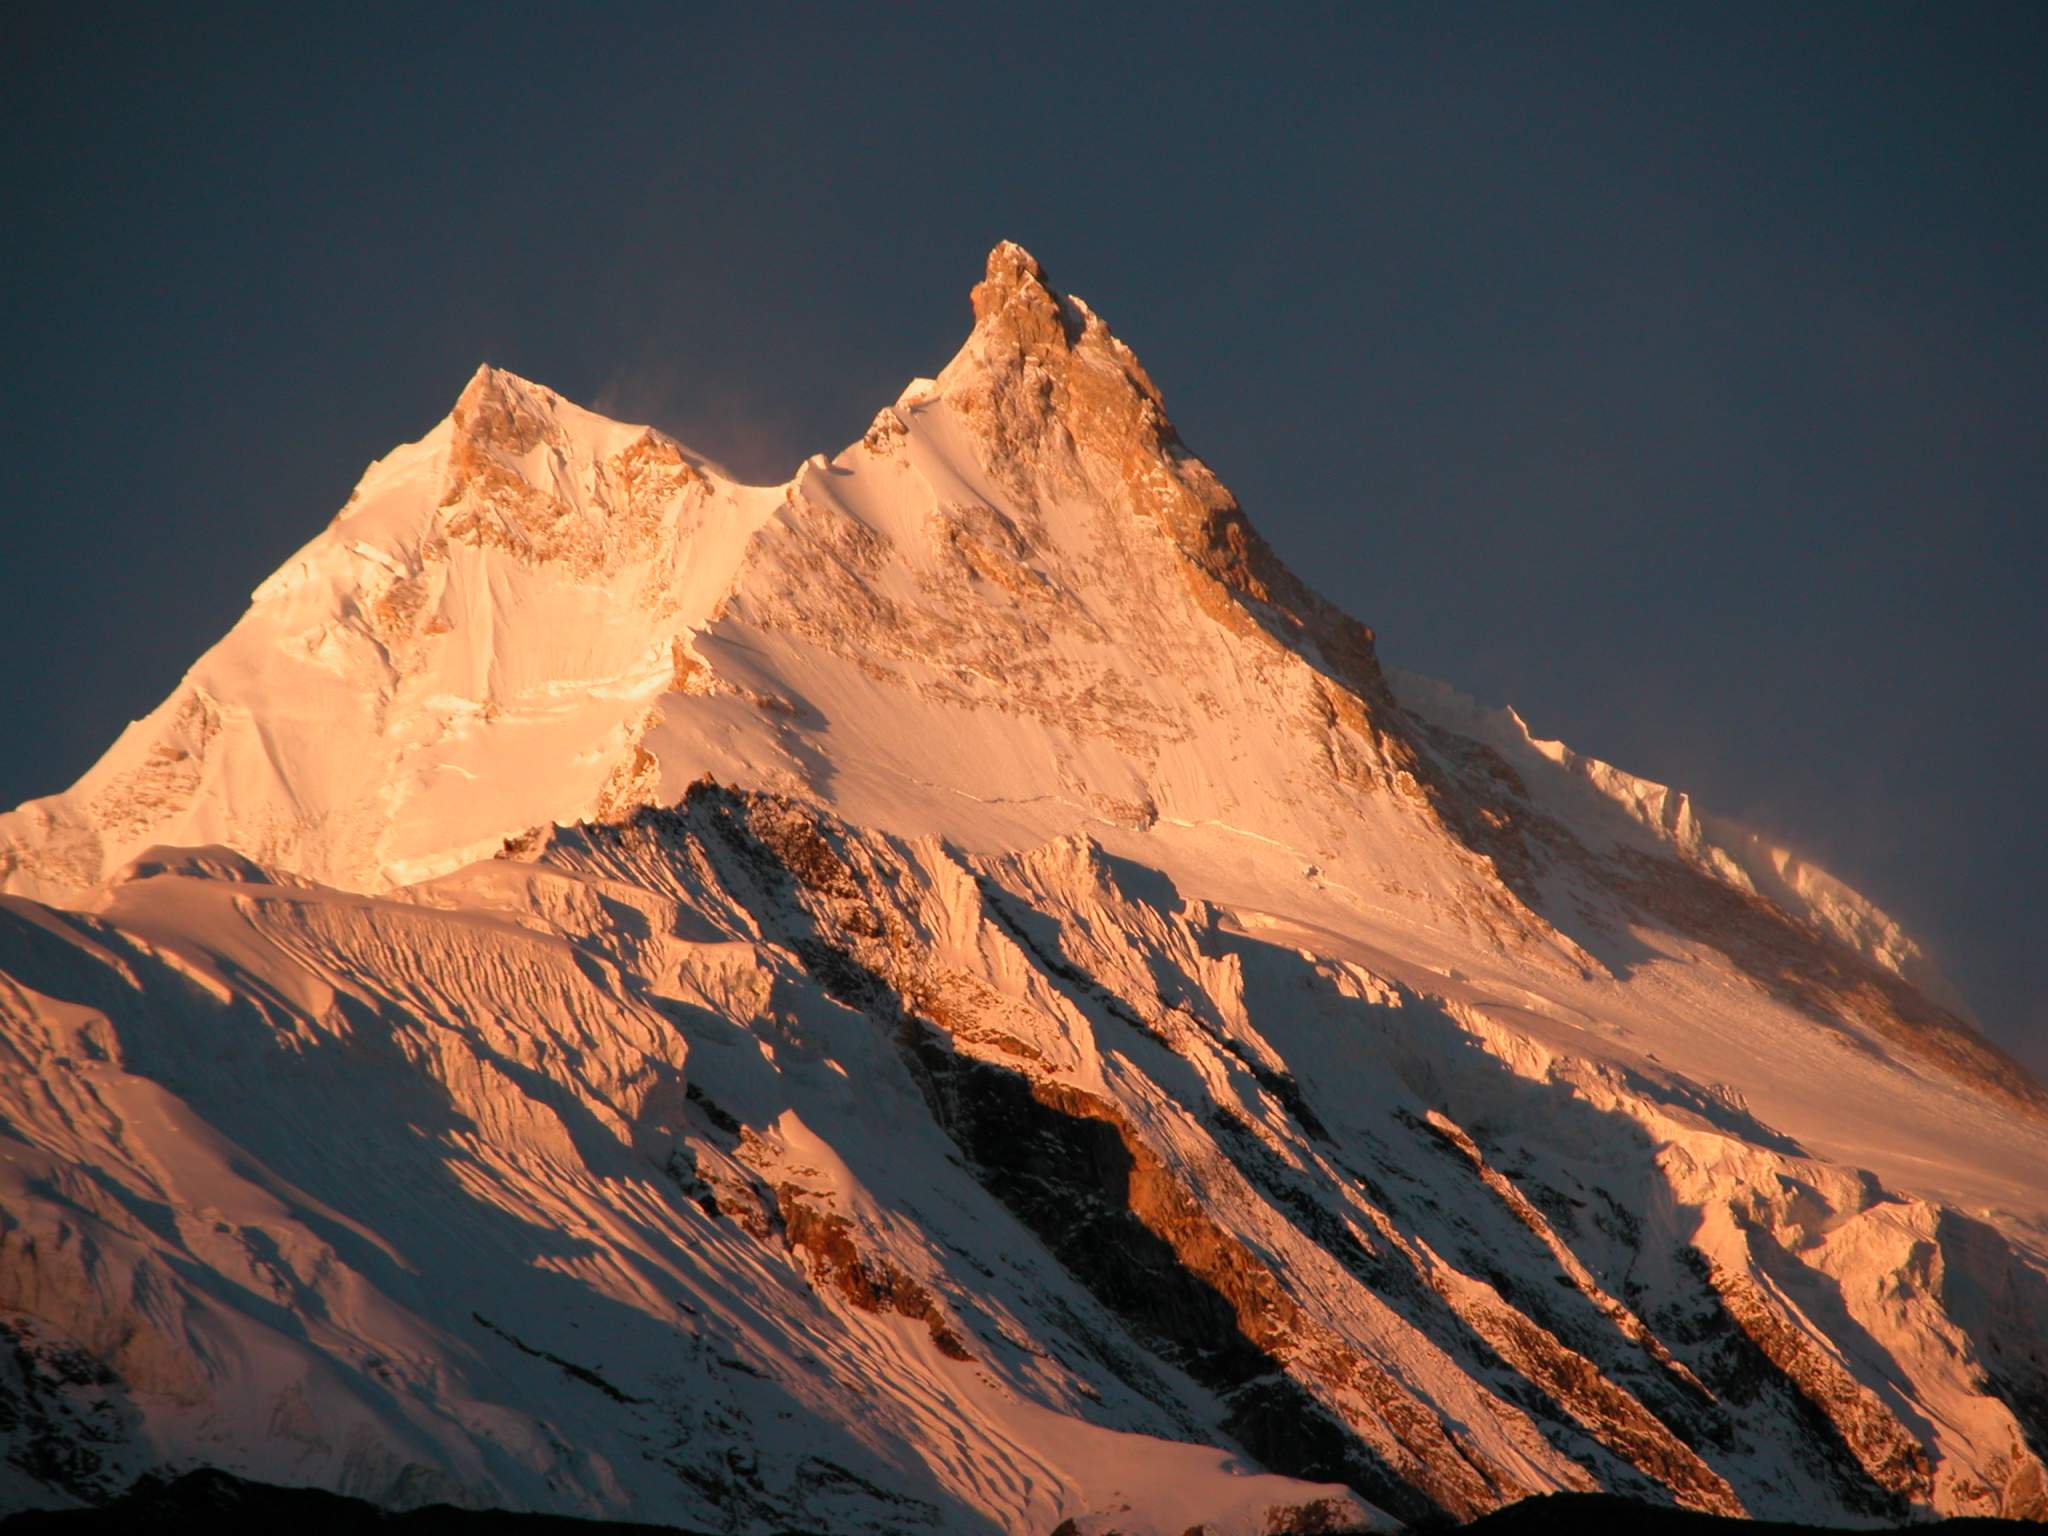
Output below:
[7,5,2044,1068]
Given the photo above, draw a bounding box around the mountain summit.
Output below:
[0,246,2043,1532]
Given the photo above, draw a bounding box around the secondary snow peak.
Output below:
[449,363,555,455]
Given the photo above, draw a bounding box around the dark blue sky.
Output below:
[8,5,2044,1067]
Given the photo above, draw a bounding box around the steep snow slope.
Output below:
[0,246,2043,1531]
[0,370,780,897]
[0,835,1386,1535]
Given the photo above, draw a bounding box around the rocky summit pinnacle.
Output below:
[970,239,1065,333]
[0,245,2043,1535]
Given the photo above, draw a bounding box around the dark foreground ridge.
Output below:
[0,1469,721,1534]
[3,1472,2043,1535]
[1460,1490,2038,1534]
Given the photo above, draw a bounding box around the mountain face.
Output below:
[0,244,2043,1534]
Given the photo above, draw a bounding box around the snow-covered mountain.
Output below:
[1,244,2042,1533]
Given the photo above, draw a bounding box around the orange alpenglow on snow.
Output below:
[0,246,2043,1533]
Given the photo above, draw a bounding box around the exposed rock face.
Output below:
[0,245,2043,1533]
